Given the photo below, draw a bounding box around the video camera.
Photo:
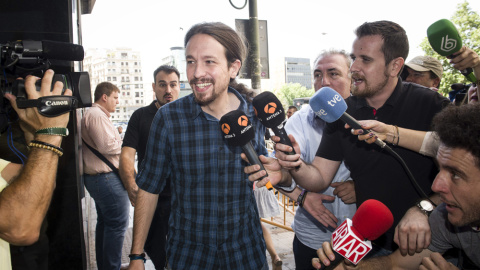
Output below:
[0,40,92,132]
[449,83,471,105]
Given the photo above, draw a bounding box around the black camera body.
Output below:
[449,83,471,106]
[0,40,91,132]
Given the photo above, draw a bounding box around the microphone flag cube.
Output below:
[331,218,372,265]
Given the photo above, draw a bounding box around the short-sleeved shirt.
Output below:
[317,80,450,251]
[136,87,267,269]
[285,105,356,250]
[123,101,170,197]
[123,101,157,165]
[428,203,480,268]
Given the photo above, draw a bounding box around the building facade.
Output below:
[284,57,312,89]
[161,46,191,98]
[83,47,147,124]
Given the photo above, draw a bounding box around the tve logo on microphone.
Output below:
[310,87,348,123]
[331,219,372,265]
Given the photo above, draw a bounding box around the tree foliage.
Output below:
[272,83,314,110]
[419,1,480,96]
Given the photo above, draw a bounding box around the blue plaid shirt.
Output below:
[137,87,267,269]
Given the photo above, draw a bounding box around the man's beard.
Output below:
[156,94,173,107]
[190,78,222,106]
[352,70,389,98]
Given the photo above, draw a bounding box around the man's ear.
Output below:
[433,77,441,88]
[230,59,242,79]
[390,57,405,77]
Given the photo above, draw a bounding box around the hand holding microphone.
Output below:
[346,120,396,145]
[219,110,274,189]
[427,19,478,82]
[313,199,394,270]
[252,91,301,169]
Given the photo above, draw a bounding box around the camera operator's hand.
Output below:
[4,69,72,142]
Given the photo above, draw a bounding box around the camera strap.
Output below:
[16,96,78,117]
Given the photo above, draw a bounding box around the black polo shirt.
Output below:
[123,101,170,197]
[317,79,450,251]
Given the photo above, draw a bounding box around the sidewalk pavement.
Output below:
[85,192,297,270]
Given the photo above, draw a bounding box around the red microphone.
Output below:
[322,199,394,269]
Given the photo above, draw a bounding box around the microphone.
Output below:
[321,199,394,269]
[17,40,85,61]
[310,87,390,150]
[252,91,296,156]
[219,110,273,190]
[427,19,477,83]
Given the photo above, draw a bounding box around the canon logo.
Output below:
[46,100,68,106]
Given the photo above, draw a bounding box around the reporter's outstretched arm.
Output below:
[0,69,71,245]
[394,193,441,256]
[272,134,340,192]
[346,120,434,156]
[312,241,432,270]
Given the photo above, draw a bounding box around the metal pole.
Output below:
[248,0,261,91]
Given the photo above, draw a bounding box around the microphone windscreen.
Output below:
[219,110,255,147]
[352,199,394,241]
[42,40,85,61]
[252,91,286,128]
[427,19,462,57]
[310,87,347,123]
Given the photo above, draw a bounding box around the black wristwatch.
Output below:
[417,199,434,217]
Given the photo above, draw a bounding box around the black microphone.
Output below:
[252,91,296,156]
[19,40,84,61]
[219,110,273,189]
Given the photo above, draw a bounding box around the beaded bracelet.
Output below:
[28,140,64,157]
